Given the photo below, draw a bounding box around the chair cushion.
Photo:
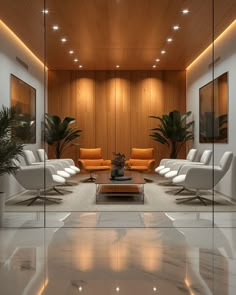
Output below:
[129,159,150,166]
[80,148,102,159]
[128,166,148,171]
[85,166,110,171]
[131,148,154,159]
[83,159,103,166]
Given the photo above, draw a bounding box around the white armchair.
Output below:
[155,149,197,174]
[14,165,65,206]
[164,150,212,179]
[172,151,233,206]
[36,149,80,174]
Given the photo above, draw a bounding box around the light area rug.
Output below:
[5,174,236,212]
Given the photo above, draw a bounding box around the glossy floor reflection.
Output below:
[1,213,236,294]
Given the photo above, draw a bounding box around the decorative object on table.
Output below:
[44,113,82,159]
[110,176,132,181]
[111,152,126,177]
[149,110,194,159]
[0,105,24,225]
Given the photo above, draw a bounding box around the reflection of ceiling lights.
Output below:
[116,65,120,68]
[155,58,160,62]
[161,50,166,54]
[116,286,120,292]
[167,38,173,42]
[152,65,156,68]
[61,37,67,43]
[42,9,49,14]
[69,50,74,54]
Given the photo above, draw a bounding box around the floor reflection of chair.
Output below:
[14,165,65,206]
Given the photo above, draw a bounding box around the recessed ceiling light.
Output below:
[116,287,120,292]
[182,9,189,14]
[155,58,160,62]
[79,65,83,68]
[61,37,67,43]
[78,286,83,292]
[74,58,78,62]
[167,38,173,42]
[69,50,74,54]
[161,50,166,54]
[52,25,59,31]
[152,65,156,68]
[116,65,120,68]
[153,286,157,292]
[173,25,180,30]
[42,9,49,14]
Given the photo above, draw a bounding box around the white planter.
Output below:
[0,192,6,227]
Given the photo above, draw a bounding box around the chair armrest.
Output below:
[78,159,86,169]
[102,159,111,166]
[147,159,155,170]
[185,166,222,188]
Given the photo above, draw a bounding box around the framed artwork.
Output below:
[10,74,36,143]
[199,72,228,143]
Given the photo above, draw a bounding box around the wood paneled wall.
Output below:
[47,70,186,166]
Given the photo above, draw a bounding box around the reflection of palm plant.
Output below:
[149,110,194,159]
[111,152,126,168]
[0,106,24,178]
[13,113,36,143]
[200,113,227,142]
[44,113,82,159]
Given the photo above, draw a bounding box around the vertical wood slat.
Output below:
[48,70,186,166]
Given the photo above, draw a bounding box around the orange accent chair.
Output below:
[78,148,111,182]
[126,148,155,173]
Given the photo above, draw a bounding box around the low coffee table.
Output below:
[95,171,145,204]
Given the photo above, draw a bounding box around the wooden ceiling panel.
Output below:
[1,0,236,70]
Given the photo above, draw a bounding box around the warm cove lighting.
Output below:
[186,19,236,70]
[0,20,45,69]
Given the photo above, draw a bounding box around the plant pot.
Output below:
[0,192,6,227]
[116,167,124,177]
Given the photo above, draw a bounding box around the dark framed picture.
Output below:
[199,72,228,143]
[10,74,36,143]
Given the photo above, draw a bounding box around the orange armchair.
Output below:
[78,148,111,182]
[126,148,155,172]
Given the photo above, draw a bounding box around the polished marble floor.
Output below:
[1,212,236,294]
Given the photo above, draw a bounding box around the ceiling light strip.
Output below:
[186,19,236,70]
[0,20,46,69]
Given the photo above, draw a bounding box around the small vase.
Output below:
[111,168,117,179]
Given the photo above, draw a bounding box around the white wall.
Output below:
[0,21,45,199]
[186,20,236,199]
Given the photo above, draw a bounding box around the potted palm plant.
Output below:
[149,110,194,159]
[44,113,82,159]
[0,105,24,225]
